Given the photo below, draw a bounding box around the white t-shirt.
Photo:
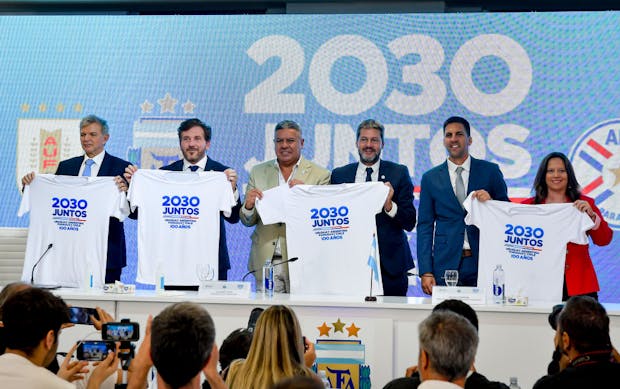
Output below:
[464,193,594,303]
[256,183,389,296]
[127,169,235,285]
[18,174,128,288]
[0,353,74,389]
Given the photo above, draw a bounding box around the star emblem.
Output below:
[332,318,346,333]
[73,103,83,112]
[56,103,65,113]
[182,99,196,114]
[346,322,360,337]
[38,103,47,112]
[140,100,154,113]
[20,103,30,112]
[611,167,620,187]
[158,93,178,113]
[317,322,331,337]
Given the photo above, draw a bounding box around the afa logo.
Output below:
[570,119,620,230]
[314,318,371,389]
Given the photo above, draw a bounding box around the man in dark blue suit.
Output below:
[125,118,241,285]
[417,116,509,295]
[331,119,416,296]
[22,114,131,283]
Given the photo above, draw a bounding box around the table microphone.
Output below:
[241,257,299,281]
[30,243,60,289]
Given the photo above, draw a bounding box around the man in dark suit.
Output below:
[417,116,509,294]
[22,114,131,283]
[331,119,416,296]
[125,118,241,284]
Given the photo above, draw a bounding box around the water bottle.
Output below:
[263,259,274,298]
[508,377,521,389]
[318,370,331,388]
[155,262,165,294]
[492,264,505,304]
[83,262,94,291]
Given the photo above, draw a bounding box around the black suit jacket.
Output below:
[161,158,241,280]
[55,152,131,270]
[330,160,416,278]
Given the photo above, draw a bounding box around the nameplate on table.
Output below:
[431,286,486,305]
[199,281,251,298]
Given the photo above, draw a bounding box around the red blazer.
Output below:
[522,195,612,296]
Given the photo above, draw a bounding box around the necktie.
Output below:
[189,165,199,172]
[82,159,95,177]
[455,166,466,208]
[365,167,373,182]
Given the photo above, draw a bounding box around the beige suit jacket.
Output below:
[240,157,330,277]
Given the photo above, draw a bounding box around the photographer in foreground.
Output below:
[0,288,118,389]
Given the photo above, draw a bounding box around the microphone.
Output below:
[241,257,299,281]
[30,243,59,289]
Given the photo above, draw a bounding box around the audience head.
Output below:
[0,282,30,321]
[418,310,478,383]
[226,305,311,389]
[1,288,69,366]
[432,299,479,332]
[151,302,216,388]
[219,328,253,372]
[557,296,611,355]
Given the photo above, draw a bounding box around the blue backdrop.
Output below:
[3,12,619,301]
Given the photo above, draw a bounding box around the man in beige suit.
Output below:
[241,120,330,293]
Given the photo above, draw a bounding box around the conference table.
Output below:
[57,289,620,389]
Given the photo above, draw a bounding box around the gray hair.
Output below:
[418,310,478,381]
[80,114,109,136]
[274,120,302,136]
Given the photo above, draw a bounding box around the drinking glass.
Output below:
[444,270,459,287]
[196,264,215,289]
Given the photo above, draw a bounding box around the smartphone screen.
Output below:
[102,322,139,341]
[76,341,115,361]
[68,307,99,325]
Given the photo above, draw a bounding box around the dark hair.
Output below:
[151,302,215,388]
[219,328,253,372]
[2,288,69,355]
[356,119,385,143]
[433,299,479,332]
[443,116,470,137]
[532,152,581,203]
[558,296,611,353]
[178,118,212,142]
[0,282,30,321]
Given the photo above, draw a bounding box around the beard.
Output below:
[359,149,381,165]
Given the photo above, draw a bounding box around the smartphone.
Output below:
[247,307,264,333]
[76,341,115,361]
[68,307,99,325]
[102,322,140,341]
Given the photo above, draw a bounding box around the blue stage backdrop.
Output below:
[3,12,619,301]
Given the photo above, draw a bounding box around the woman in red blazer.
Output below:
[523,152,613,300]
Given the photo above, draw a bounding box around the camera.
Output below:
[68,307,100,325]
[77,340,115,361]
[102,322,140,341]
[548,304,564,330]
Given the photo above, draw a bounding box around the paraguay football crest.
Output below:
[314,318,371,389]
[569,119,620,230]
[15,119,82,189]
